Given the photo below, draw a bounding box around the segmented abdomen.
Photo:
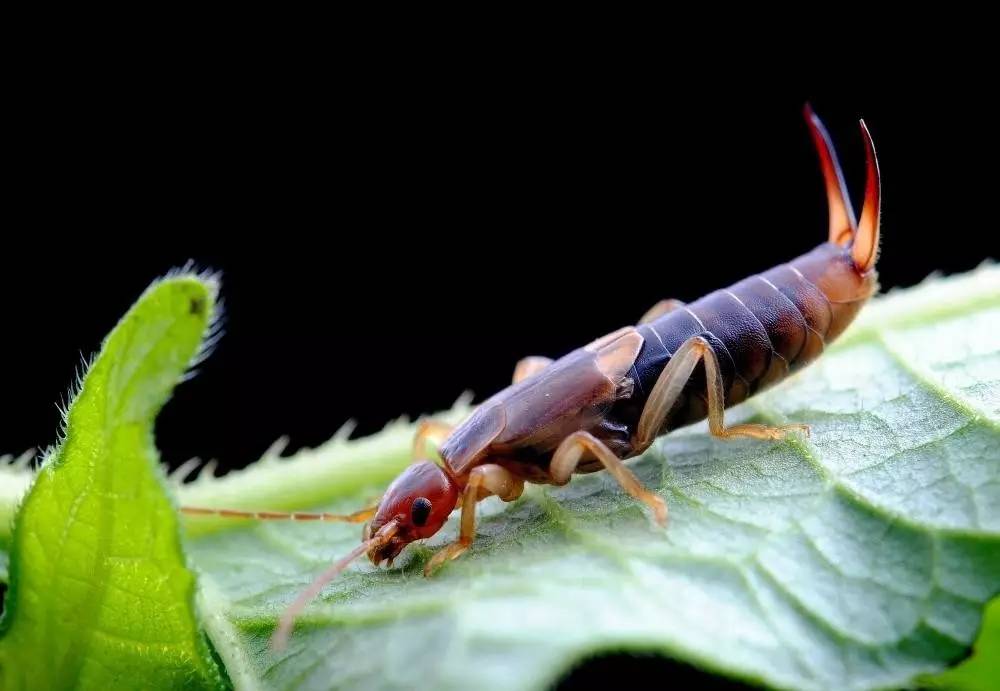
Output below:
[623,243,871,433]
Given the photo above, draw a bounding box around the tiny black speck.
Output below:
[189,296,206,316]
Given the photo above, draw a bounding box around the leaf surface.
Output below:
[181,266,1000,691]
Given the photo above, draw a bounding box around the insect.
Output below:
[184,107,881,650]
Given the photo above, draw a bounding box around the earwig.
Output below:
[183,107,882,650]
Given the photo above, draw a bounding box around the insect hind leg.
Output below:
[633,335,808,451]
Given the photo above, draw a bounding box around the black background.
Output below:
[4,79,989,471]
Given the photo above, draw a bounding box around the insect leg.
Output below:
[638,299,685,325]
[424,463,523,576]
[512,356,553,383]
[412,419,454,460]
[550,431,667,526]
[633,336,808,450]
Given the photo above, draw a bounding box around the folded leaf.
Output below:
[0,273,227,690]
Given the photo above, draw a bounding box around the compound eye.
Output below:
[410,497,432,527]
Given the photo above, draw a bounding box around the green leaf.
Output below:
[0,272,227,690]
[922,595,1000,691]
[179,265,1000,691]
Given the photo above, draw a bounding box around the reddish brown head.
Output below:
[365,460,460,565]
[267,460,460,650]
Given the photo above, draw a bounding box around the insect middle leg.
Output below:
[424,463,524,576]
[638,298,685,325]
[550,431,668,526]
[634,335,809,452]
[512,356,553,383]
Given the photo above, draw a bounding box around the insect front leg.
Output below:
[550,431,668,526]
[633,335,809,451]
[424,463,523,576]
[638,299,685,325]
[512,356,553,383]
[412,419,454,460]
